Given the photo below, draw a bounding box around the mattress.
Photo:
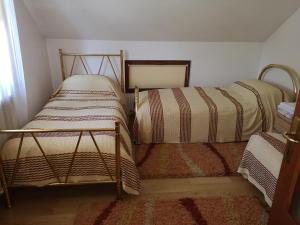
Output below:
[0,75,140,195]
[134,80,291,144]
[238,132,286,206]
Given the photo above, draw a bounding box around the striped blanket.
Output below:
[238,132,286,206]
[0,75,140,195]
[134,80,291,144]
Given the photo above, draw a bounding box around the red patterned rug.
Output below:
[135,142,247,179]
[74,194,268,225]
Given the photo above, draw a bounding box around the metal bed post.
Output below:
[134,86,139,115]
[115,121,122,199]
[120,50,124,92]
[59,48,66,81]
[0,155,11,208]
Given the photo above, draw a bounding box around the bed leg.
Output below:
[134,86,139,114]
[0,158,12,208]
[115,122,122,199]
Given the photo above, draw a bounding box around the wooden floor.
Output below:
[0,176,265,225]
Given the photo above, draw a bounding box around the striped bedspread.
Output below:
[0,75,140,195]
[238,132,286,206]
[134,80,291,144]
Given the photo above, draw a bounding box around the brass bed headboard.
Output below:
[59,49,125,91]
[258,64,299,98]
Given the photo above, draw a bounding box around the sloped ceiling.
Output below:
[22,0,300,42]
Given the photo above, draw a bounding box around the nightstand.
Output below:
[274,112,292,133]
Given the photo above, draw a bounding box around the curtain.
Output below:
[0,0,27,146]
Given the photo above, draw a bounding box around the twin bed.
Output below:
[129,60,299,206]
[0,51,299,208]
[131,62,298,144]
[134,80,291,144]
[0,50,140,207]
[238,132,287,206]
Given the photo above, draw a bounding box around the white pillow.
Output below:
[63,74,123,96]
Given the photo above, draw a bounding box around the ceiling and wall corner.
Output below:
[21,0,300,42]
[260,7,300,90]
[14,0,300,116]
[14,0,52,120]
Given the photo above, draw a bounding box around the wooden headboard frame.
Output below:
[125,60,191,93]
[59,49,125,91]
[258,64,299,98]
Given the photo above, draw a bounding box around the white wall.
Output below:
[46,39,263,90]
[12,0,300,120]
[260,8,300,91]
[17,6,300,119]
[14,0,52,120]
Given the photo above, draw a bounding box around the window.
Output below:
[0,6,14,102]
[0,0,27,128]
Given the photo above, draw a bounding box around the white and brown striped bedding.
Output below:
[238,132,286,206]
[0,75,140,195]
[134,80,291,144]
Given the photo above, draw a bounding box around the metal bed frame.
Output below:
[258,64,299,98]
[0,49,125,208]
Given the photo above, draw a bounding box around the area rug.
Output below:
[74,193,268,225]
[135,142,247,179]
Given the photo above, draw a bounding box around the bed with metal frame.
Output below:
[0,49,140,208]
[133,64,299,144]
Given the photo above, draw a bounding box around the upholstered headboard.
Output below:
[125,60,191,93]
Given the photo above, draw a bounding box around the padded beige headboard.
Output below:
[125,60,191,93]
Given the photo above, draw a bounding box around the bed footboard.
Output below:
[0,121,122,208]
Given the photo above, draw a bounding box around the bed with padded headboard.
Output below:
[128,61,299,144]
[0,49,140,208]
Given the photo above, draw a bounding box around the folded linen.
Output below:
[278,102,296,114]
[278,108,294,120]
